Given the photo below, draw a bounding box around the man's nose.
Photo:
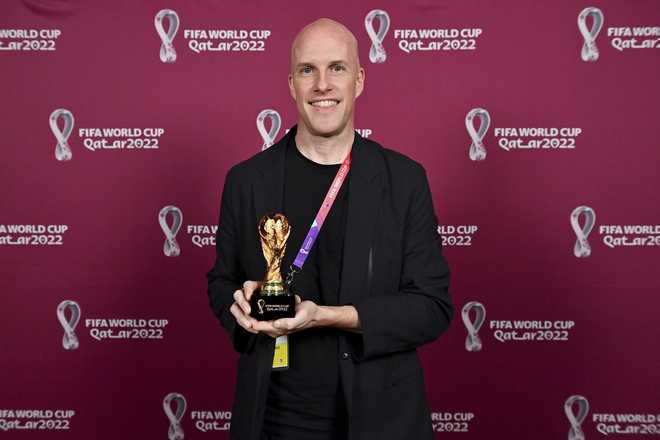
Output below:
[314,70,331,92]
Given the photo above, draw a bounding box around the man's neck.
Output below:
[294,123,354,165]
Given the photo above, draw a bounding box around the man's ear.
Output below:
[288,74,296,101]
[355,67,365,99]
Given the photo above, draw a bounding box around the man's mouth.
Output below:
[309,99,340,108]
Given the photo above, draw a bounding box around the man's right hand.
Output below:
[230,280,261,334]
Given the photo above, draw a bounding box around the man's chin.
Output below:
[302,119,346,138]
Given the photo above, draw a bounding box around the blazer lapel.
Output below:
[339,134,384,305]
[253,136,287,230]
[250,129,288,278]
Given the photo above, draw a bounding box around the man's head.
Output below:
[288,18,365,138]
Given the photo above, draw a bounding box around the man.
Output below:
[207,18,452,440]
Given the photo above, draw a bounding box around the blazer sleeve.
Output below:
[352,165,453,361]
[206,167,257,354]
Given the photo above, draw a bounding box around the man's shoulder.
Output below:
[364,137,427,180]
[225,142,283,182]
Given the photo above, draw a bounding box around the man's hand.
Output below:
[252,295,318,338]
[230,280,361,338]
[229,280,261,334]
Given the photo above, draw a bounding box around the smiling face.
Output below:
[288,19,365,137]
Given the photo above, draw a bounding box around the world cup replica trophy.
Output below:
[250,213,296,320]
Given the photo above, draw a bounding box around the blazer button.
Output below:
[341,352,351,360]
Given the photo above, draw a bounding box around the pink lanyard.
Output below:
[285,149,352,287]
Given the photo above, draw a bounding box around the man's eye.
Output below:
[301,66,312,74]
[332,64,345,71]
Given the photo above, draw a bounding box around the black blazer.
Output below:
[207,125,453,440]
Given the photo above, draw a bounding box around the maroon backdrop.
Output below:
[1,0,659,438]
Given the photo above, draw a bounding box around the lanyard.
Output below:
[285,149,352,287]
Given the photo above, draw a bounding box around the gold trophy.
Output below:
[250,213,296,321]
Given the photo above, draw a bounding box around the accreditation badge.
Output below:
[272,335,289,370]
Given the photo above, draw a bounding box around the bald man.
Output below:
[207,18,452,440]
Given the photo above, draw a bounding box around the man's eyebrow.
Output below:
[294,60,350,68]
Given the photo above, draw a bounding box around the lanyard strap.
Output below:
[285,149,352,287]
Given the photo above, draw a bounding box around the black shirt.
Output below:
[263,134,352,435]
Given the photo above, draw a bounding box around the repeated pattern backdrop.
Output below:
[1,0,659,438]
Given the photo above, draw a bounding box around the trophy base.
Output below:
[250,289,296,321]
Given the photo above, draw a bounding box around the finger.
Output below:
[272,319,290,330]
[273,315,303,330]
[230,304,257,333]
[229,302,242,320]
[295,294,302,305]
[233,289,251,315]
[243,280,258,290]
[262,328,282,338]
[242,280,262,301]
[230,304,258,334]
[253,320,283,336]
[252,320,274,332]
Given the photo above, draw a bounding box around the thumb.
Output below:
[243,280,262,301]
[295,294,302,305]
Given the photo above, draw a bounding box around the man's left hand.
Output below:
[252,295,320,338]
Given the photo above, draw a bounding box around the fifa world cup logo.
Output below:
[465,108,490,161]
[462,301,486,352]
[163,392,187,440]
[159,206,183,257]
[57,300,81,350]
[365,10,390,63]
[155,9,180,63]
[256,109,281,150]
[571,206,595,258]
[50,109,74,161]
[578,7,604,62]
[565,395,589,440]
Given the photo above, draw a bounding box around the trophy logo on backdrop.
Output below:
[159,206,183,257]
[50,108,74,161]
[365,9,390,63]
[565,395,589,440]
[163,392,187,440]
[462,301,486,352]
[256,109,281,150]
[578,7,604,62]
[57,300,81,350]
[466,108,490,161]
[571,206,596,258]
[155,9,180,63]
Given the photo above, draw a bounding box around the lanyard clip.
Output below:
[285,264,300,288]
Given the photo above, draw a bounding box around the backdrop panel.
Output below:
[1,0,659,438]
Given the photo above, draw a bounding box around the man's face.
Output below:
[289,29,364,137]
